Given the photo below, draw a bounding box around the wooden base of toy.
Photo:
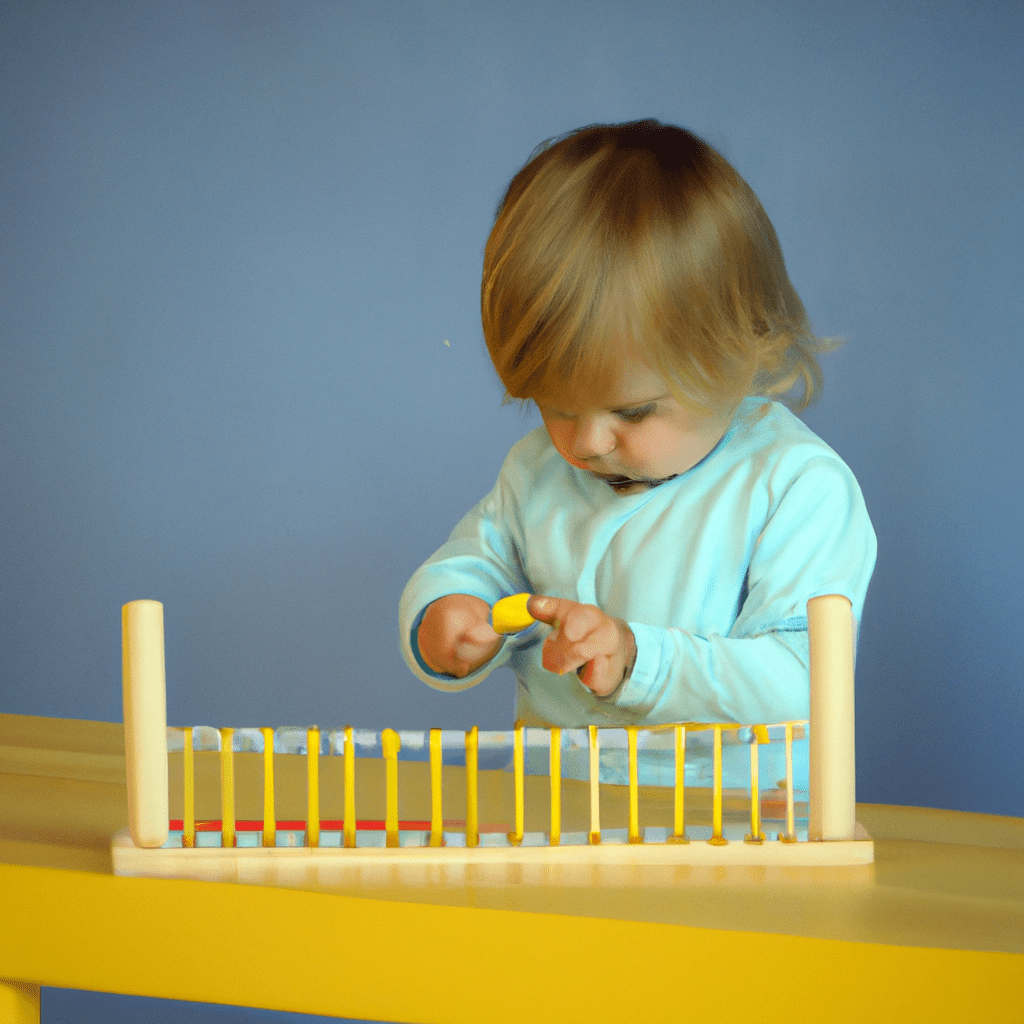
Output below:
[111,822,874,887]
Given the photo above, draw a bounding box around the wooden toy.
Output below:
[111,594,874,885]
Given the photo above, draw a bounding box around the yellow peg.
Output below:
[382,728,401,848]
[508,721,525,846]
[667,724,689,843]
[429,728,443,847]
[261,727,276,848]
[306,727,320,849]
[745,732,765,845]
[709,726,728,846]
[492,593,536,634]
[182,728,195,849]
[465,726,479,848]
[627,726,642,844]
[549,727,561,847]
[779,722,798,843]
[219,727,235,849]
[587,725,601,845]
[343,726,356,849]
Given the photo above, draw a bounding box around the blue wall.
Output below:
[3,0,1023,836]
[41,989,380,1024]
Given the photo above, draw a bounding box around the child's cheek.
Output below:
[561,451,591,471]
[639,422,675,466]
[624,423,656,465]
[546,423,588,470]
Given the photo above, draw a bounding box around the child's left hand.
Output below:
[526,596,636,697]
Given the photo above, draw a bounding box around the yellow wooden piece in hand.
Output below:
[492,593,536,634]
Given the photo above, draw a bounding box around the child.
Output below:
[400,120,876,728]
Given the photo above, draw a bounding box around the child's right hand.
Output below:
[417,594,503,678]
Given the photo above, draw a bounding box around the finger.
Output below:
[529,596,606,645]
[464,621,501,645]
[526,594,567,625]
[543,618,618,674]
[573,655,608,693]
[542,638,601,678]
[579,654,622,697]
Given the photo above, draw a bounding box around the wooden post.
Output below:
[122,600,169,849]
[808,594,857,841]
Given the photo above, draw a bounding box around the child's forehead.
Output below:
[532,360,669,411]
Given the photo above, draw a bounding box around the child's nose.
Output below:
[570,416,615,459]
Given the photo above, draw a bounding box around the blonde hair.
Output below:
[481,120,838,416]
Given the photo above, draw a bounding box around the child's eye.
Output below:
[616,404,655,423]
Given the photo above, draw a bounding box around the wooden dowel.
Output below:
[782,722,797,842]
[588,726,601,845]
[746,733,763,844]
[627,726,641,844]
[429,729,443,847]
[549,727,561,846]
[182,728,195,849]
[709,726,728,846]
[382,729,401,849]
[465,727,479,848]
[121,600,169,849]
[807,594,857,841]
[669,725,688,843]
[343,726,356,849]
[261,727,276,848]
[509,722,524,846]
[220,727,235,848]
[307,727,320,848]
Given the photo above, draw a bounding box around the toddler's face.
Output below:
[533,361,735,496]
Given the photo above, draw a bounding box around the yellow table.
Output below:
[1,714,1022,1023]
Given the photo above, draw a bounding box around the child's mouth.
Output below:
[594,471,679,493]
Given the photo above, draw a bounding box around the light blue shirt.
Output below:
[399,398,877,728]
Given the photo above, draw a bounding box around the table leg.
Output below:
[0,980,39,1024]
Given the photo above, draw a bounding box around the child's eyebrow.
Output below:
[537,393,669,416]
[610,394,669,413]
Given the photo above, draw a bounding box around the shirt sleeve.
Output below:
[609,455,877,724]
[398,464,531,693]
